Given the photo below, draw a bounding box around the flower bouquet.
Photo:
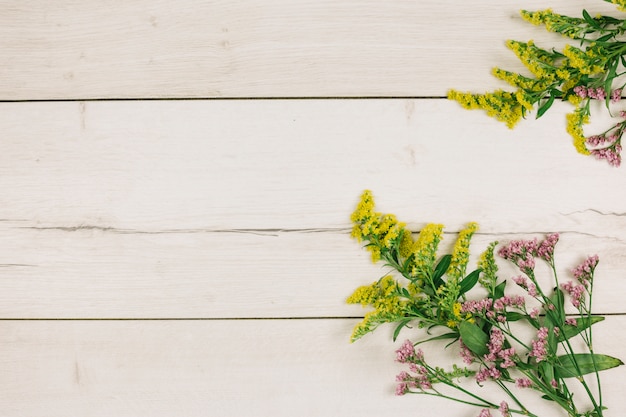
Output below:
[347,190,623,417]
[449,0,626,166]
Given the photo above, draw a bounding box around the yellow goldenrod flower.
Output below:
[448,223,479,280]
[566,108,591,155]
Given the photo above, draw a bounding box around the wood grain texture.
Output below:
[0,0,622,99]
[0,100,624,318]
[1,318,624,417]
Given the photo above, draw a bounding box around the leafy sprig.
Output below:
[449,2,626,166]
[347,190,623,417]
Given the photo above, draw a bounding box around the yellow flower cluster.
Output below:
[563,45,604,75]
[347,276,406,342]
[491,68,547,92]
[447,90,524,129]
[448,223,479,280]
[566,108,591,155]
[607,0,626,11]
[521,9,588,39]
[506,40,556,81]
[411,223,444,278]
[350,190,406,262]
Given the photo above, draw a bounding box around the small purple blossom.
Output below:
[499,401,510,417]
[590,146,622,167]
[396,339,420,363]
[516,377,533,388]
[461,298,493,315]
[537,233,559,262]
[459,338,475,365]
[530,307,540,319]
[561,281,586,308]
[574,85,587,98]
[476,366,502,383]
[478,409,493,417]
[530,327,549,362]
[612,88,622,102]
[493,295,525,311]
[512,276,537,297]
[565,317,577,326]
[573,255,599,285]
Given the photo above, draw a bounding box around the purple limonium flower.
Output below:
[499,401,511,417]
[573,255,599,285]
[537,233,559,262]
[396,339,420,363]
[459,338,475,365]
[611,88,622,102]
[561,281,585,308]
[530,327,549,362]
[478,409,493,417]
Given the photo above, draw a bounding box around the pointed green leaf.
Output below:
[432,254,451,289]
[582,9,601,29]
[556,353,624,378]
[494,280,507,299]
[392,319,413,342]
[459,321,488,356]
[547,288,565,326]
[505,312,526,322]
[558,316,605,342]
[414,332,458,346]
[536,93,555,119]
[459,269,482,295]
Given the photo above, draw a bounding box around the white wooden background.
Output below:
[1,1,625,416]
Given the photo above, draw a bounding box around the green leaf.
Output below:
[493,280,507,299]
[459,269,481,295]
[597,33,614,42]
[536,92,555,119]
[414,332,458,346]
[459,321,488,356]
[582,9,601,29]
[505,312,526,322]
[547,288,565,326]
[556,353,624,378]
[432,255,451,289]
[558,316,605,342]
[392,319,413,342]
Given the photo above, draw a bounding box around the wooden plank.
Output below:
[0,99,624,317]
[0,99,624,233]
[1,318,624,416]
[0,1,621,99]
[0,227,624,318]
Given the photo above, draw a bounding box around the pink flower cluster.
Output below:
[537,233,559,262]
[529,327,549,362]
[395,340,432,395]
[513,276,537,297]
[499,401,510,417]
[573,255,599,285]
[395,364,432,395]
[395,339,419,363]
[574,86,622,102]
[498,234,560,273]
[590,146,622,167]
[560,255,599,307]
[461,298,493,315]
[515,377,533,388]
[459,338,475,365]
[484,328,516,368]
[561,281,586,308]
[476,365,502,383]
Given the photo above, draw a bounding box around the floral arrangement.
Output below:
[347,190,623,417]
[448,0,626,166]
